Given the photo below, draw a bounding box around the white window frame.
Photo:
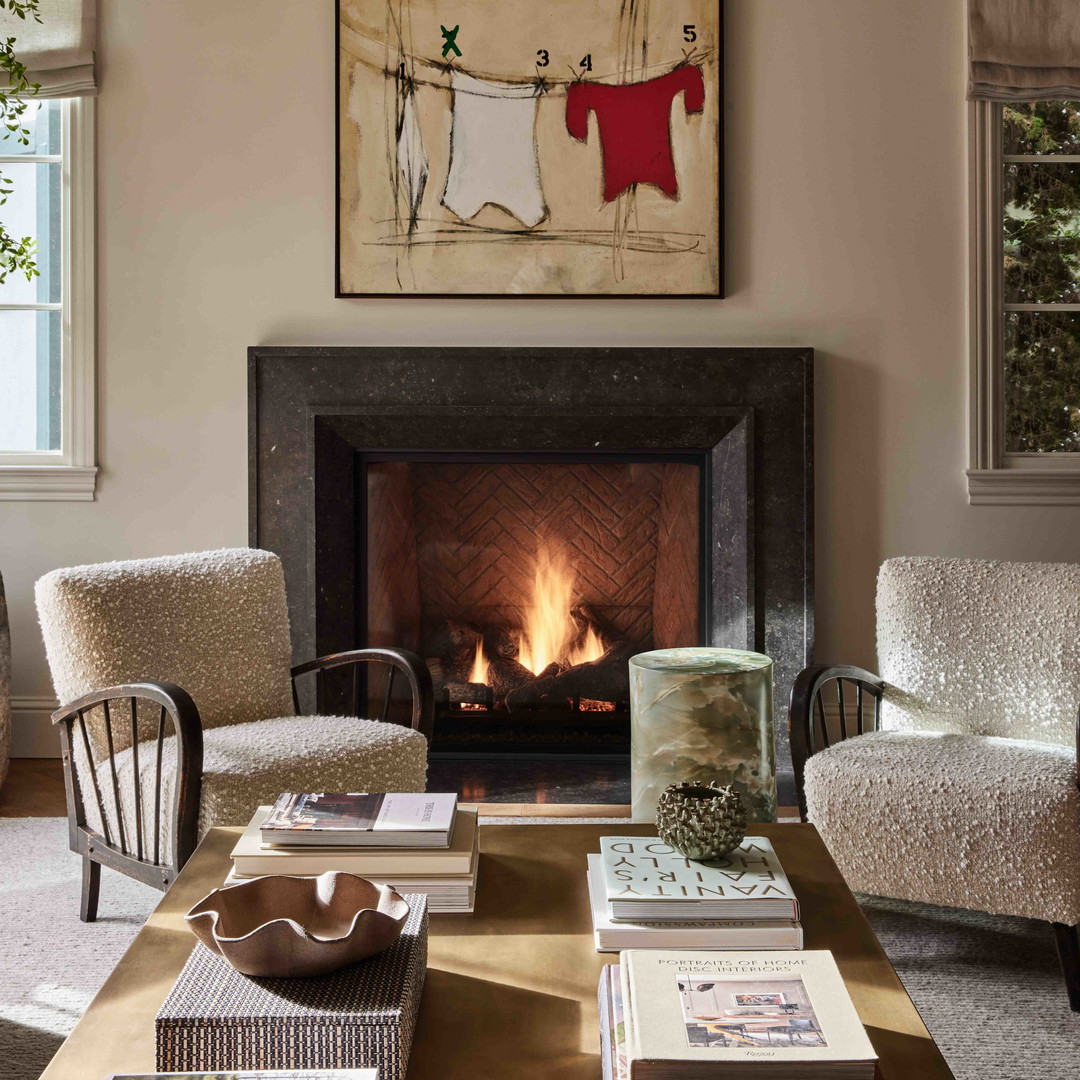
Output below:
[0,96,96,501]
[968,98,1080,505]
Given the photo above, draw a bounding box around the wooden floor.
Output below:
[0,758,68,817]
[0,759,796,819]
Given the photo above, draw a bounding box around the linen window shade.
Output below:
[969,0,1080,101]
[0,0,96,98]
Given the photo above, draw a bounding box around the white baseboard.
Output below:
[10,696,61,758]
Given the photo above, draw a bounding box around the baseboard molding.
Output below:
[10,696,60,758]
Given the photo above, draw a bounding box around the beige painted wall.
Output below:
[4,0,1078,755]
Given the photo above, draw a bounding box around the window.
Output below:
[0,97,95,500]
[969,99,1080,503]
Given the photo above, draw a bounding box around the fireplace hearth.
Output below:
[249,347,813,768]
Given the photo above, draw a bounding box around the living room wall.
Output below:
[3,0,1077,754]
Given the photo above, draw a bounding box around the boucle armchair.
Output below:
[790,557,1080,1012]
[36,548,433,922]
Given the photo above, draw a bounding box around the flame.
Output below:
[467,638,489,684]
[517,543,606,675]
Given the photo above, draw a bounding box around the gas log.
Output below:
[503,642,635,710]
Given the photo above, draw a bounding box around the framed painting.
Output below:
[336,0,722,297]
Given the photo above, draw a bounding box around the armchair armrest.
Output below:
[789,665,884,821]
[291,647,435,740]
[51,681,204,886]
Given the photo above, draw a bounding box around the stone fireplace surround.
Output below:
[248,346,813,770]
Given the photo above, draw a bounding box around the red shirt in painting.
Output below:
[565,65,705,203]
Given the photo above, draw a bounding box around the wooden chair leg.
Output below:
[81,855,101,923]
[1052,921,1080,1013]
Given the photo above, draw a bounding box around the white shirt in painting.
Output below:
[441,69,548,229]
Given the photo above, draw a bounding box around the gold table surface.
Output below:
[39,822,953,1080]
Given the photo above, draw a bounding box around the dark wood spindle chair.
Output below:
[53,648,433,922]
[789,658,1080,1013]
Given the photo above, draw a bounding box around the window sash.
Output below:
[0,97,94,477]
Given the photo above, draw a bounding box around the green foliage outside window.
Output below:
[0,0,41,285]
[1003,101,1080,452]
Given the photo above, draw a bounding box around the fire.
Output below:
[516,543,605,675]
[467,638,489,684]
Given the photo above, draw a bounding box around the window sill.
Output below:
[0,465,98,501]
[966,468,1080,505]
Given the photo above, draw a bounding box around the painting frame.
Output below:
[335,0,723,298]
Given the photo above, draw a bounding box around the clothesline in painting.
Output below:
[340,21,716,97]
[391,63,707,232]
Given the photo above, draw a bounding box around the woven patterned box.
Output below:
[156,894,427,1080]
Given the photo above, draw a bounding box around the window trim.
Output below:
[967,98,1080,504]
[0,96,96,501]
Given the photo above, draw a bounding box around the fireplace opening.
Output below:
[359,452,705,753]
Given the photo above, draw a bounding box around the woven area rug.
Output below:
[1,817,1076,1080]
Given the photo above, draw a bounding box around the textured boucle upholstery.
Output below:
[877,557,1080,747]
[36,548,295,758]
[805,556,1080,927]
[804,730,1080,925]
[37,548,428,866]
[87,715,428,855]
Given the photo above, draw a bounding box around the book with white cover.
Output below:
[620,950,876,1079]
[107,1072,378,1079]
[600,836,799,921]
[587,857,803,952]
[232,806,477,877]
[598,964,629,1080]
[261,792,456,847]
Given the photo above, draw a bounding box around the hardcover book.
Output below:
[156,897,427,1080]
[587,857,803,952]
[232,806,478,878]
[598,964,629,1080]
[262,793,457,847]
[620,950,877,1079]
[600,836,799,921]
[107,1073,378,1079]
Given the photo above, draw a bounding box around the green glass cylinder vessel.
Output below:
[629,647,777,824]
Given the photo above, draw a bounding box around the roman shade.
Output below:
[969,0,1080,101]
[0,0,96,98]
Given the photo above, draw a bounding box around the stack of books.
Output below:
[599,950,877,1079]
[228,793,478,913]
[587,836,803,951]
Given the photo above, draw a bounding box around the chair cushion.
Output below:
[36,548,295,759]
[877,557,1080,747]
[85,715,428,863]
[804,729,1080,925]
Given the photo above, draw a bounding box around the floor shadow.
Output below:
[0,1016,65,1080]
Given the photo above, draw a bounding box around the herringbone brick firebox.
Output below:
[364,455,701,740]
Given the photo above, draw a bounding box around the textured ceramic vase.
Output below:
[630,647,777,824]
[185,871,409,977]
[655,781,748,860]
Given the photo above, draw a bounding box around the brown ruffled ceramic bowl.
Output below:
[185,871,409,977]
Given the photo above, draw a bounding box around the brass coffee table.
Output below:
[39,822,954,1080]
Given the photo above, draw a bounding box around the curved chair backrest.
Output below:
[36,548,295,761]
[877,556,1080,748]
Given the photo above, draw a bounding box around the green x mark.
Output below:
[441,24,462,59]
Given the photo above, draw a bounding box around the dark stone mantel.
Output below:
[248,346,813,768]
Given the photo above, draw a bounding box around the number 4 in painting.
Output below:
[579,53,592,72]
